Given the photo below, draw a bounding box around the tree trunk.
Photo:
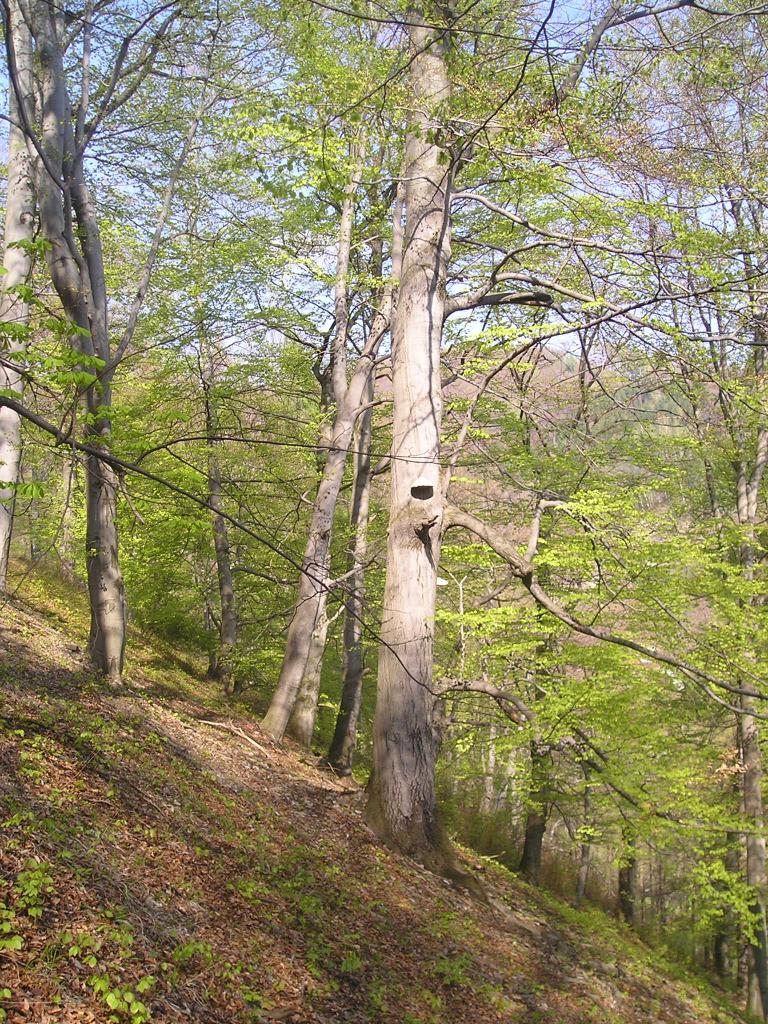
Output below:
[327,377,374,773]
[262,439,354,739]
[263,139,383,741]
[25,0,126,680]
[576,841,591,908]
[713,780,741,984]
[735,449,768,1016]
[287,607,329,746]
[618,832,637,926]
[519,809,547,885]
[204,603,220,678]
[519,741,550,885]
[714,933,729,981]
[740,704,768,1017]
[479,722,497,816]
[85,443,125,681]
[59,458,78,583]
[0,2,35,590]
[208,447,238,694]
[576,770,592,907]
[364,11,456,874]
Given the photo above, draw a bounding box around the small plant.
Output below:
[88,972,154,1023]
[0,902,23,952]
[432,951,472,988]
[241,986,270,1011]
[14,859,54,918]
[172,939,214,969]
[66,930,103,967]
[367,977,387,1014]
[340,950,364,973]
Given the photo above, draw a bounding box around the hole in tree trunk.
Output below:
[411,484,434,500]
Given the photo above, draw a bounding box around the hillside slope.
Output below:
[0,574,746,1024]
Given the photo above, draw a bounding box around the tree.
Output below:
[6,0,205,679]
[0,2,35,589]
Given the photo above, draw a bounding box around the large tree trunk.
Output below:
[364,11,455,873]
[479,722,498,815]
[200,337,239,696]
[327,380,374,772]
[735,428,768,1015]
[262,347,384,744]
[59,458,78,583]
[0,3,35,590]
[73,170,126,682]
[263,315,390,744]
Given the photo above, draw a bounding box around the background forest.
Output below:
[2,0,768,1020]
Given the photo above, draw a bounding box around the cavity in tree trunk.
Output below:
[0,2,35,590]
[364,10,458,875]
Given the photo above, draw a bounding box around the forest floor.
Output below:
[0,568,748,1024]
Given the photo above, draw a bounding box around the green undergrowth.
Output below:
[0,570,749,1024]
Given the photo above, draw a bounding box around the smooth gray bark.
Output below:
[21,0,125,680]
[0,2,35,589]
[267,142,375,743]
[201,342,238,695]
[208,445,238,693]
[286,607,328,745]
[576,769,592,907]
[364,11,457,872]
[327,377,374,771]
[263,158,391,741]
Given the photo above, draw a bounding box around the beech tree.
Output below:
[5,0,209,678]
[0,1,34,589]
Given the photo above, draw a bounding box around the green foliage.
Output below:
[14,860,54,920]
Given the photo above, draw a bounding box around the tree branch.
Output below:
[443,504,768,711]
